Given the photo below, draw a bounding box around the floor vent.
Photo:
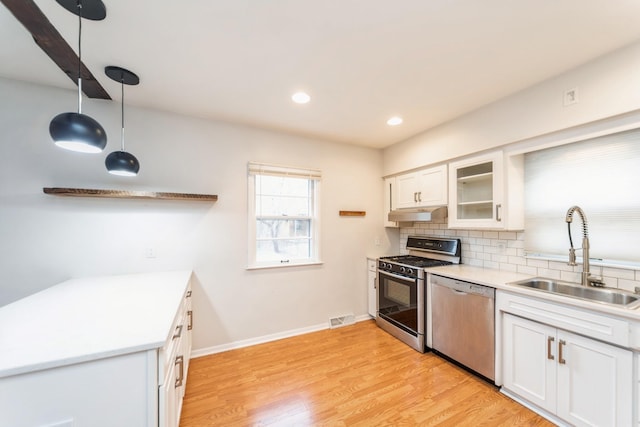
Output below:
[329,314,355,329]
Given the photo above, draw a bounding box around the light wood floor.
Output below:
[180,320,553,426]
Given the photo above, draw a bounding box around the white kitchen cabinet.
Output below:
[448,151,523,230]
[503,313,633,426]
[367,258,377,317]
[383,176,398,227]
[0,271,193,427]
[159,286,193,427]
[396,164,447,209]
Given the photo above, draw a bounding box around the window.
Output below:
[248,162,321,268]
[524,128,640,265]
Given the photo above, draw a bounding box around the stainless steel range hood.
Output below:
[388,206,447,222]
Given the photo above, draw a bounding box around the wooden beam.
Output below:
[1,0,111,99]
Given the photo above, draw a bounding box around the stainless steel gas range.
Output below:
[376,236,461,353]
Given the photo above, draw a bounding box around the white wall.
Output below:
[383,40,640,176]
[0,77,396,352]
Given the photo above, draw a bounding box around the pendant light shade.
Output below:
[105,151,140,176]
[50,0,107,153]
[104,66,140,177]
[50,112,106,153]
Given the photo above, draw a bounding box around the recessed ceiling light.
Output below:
[292,92,311,104]
[387,116,403,126]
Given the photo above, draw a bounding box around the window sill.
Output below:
[246,261,324,271]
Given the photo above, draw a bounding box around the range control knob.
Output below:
[407,268,414,275]
[400,267,406,273]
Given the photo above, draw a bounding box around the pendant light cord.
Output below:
[76,0,83,114]
[121,76,125,151]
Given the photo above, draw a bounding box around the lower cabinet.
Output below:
[502,313,632,426]
[367,258,377,317]
[159,287,193,427]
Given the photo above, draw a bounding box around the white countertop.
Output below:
[0,270,192,378]
[426,264,640,321]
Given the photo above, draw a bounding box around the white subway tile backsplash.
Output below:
[508,256,527,266]
[517,265,538,275]
[499,263,518,272]
[399,220,640,292]
[618,278,639,293]
[602,267,635,280]
[498,231,517,240]
[537,269,562,280]
[484,260,499,269]
[527,259,549,269]
[399,220,639,285]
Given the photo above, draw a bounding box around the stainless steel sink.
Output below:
[508,277,640,308]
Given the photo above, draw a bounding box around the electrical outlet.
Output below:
[563,87,579,106]
[144,247,157,258]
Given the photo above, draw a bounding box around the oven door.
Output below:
[377,270,423,338]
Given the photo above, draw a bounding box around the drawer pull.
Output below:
[558,339,566,365]
[547,336,555,360]
[173,324,183,339]
[175,355,184,388]
[187,310,193,331]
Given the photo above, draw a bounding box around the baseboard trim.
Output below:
[191,314,373,358]
[500,388,569,427]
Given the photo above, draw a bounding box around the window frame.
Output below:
[247,162,322,269]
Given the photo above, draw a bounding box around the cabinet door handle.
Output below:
[373,277,376,289]
[547,336,555,360]
[495,204,502,222]
[186,290,192,298]
[187,310,193,331]
[558,339,566,364]
[172,324,183,339]
[414,192,418,202]
[175,355,184,388]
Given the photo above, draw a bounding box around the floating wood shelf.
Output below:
[43,187,218,202]
[339,210,366,217]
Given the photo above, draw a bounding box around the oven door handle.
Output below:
[378,270,419,282]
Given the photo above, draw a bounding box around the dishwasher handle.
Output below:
[431,275,495,299]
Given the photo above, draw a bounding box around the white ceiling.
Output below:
[2,1,640,149]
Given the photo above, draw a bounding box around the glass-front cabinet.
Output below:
[448,151,524,230]
[455,161,495,220]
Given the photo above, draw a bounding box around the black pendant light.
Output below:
[49,0,107,153]
[104,66,140,176]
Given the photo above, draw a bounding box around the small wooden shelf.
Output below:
[339,210,366,217]
[43,187,218,202]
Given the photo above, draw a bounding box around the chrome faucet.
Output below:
[566,206,604,287]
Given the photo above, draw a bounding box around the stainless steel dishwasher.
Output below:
[431,274,495,381]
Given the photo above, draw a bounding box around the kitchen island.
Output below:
[0,270,192,427]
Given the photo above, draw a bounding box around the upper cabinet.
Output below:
[448,151,524,230]
[396,164,447,209]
